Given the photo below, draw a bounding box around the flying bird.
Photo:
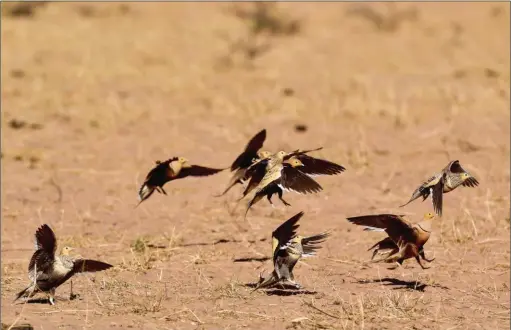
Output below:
[400,160,479,216]
[14,224,113,305]
[138,157,225,205]
[253,211,330,291]
[241,152,323,220]
[346,213,436,269]
[215,129,270,197]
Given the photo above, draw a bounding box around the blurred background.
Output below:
[1,3,509,328]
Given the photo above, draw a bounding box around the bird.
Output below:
[137,157,225,205]
[14,224,113,305]
[241,152,323,220]
[215,129,269,197]
[400,160,479,216]
[346,212,436,269]
[253,211,330,291]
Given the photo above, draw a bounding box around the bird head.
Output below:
[275,151,287,159]
[285,157,304,167]
[257,150,272,159]
[423,212,435,221]
[177,157,189,164]
[461,172,471,180]
[60,246,74,256]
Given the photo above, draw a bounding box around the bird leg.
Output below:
[159,187,167,195]
[415,256,430,270]
[277,190,291,206]
[419,250,435,262]
[69,280,78,300]
[48,288,56,305]
[266,194,276,208]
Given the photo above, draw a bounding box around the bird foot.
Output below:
[70,293,80,300]
[48,297,55,305]
[424,258,435,263]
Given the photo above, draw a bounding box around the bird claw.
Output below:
[424,257,435,263]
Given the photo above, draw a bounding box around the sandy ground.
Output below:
[1,2,510,329]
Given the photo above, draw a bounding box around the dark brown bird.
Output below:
[400,160,479,216]
[254,211,330,291]
[215,129,269,197]
[346,213,436,269]
[241,152,323,220]
[138,157,225,205]
[14,224,113,305]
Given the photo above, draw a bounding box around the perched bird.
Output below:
[242,152,323,219]
[14,224,113,305]
[346,213,436,269]
[254,211,330,291]
[400,160,479,216]
[215,129,269,197]
[138,157,225,205]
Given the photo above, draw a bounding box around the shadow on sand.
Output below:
[244,283,317,296]
[357,277,449,292]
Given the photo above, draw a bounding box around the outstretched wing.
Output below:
[284,147,323,160]
[279,166,323,194]
[294,154,345,176]
[29,224,57,276]
[72,259,113,274]
[272,212,303,261]
[230,129,267,171]
[346,214,414,244]
[176,165,225,179]
[301,232,331,257]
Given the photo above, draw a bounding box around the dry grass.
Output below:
[1,2,509,330]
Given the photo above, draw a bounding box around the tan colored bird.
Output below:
[346,213,436,269]
[242,152,323,219]
[216,129,270,197]
[138,157,225,205]
[400,160,479,216]
[14,224,113,305]
[254,211,330,291]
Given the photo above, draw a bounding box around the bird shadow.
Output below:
[178,238,266,248]
[243,283,317,296]
[233,257,270,263]
[356,277,449,292]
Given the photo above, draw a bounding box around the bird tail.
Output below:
[13,284,36,303]
[399,188,426,208]
[243,194,262,221]
[251,271,278,293]
[302,231,331,256]
[136,184,155,207]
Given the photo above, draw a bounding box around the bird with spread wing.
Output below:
[253,211,330,291]
[137,157,225,205]
[14,224,113,305]
[346,213,436,269]
[400,160,479,216]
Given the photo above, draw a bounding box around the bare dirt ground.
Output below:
[1,3,510,329]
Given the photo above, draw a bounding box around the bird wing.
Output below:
[176,165,224,179]
[141,158,177,186]
[241,160,268,197]
[447,160,479,187]
[432,176,444,216]
[230,129,266,171]
[34,224,57,255]
[346,214,415,244]
[272,212,303,262]
[72,259,113,274]
[27,249,54,281]
[279,165,323,194]
[294,154,345,176]
[301,232,330,257]
[284,147,323,160]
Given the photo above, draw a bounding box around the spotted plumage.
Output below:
[400,160,479,216]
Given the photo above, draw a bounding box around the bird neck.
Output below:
[170,161,184,175]
[417,219,432,233]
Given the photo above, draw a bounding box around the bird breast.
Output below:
[53,257,72,277]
